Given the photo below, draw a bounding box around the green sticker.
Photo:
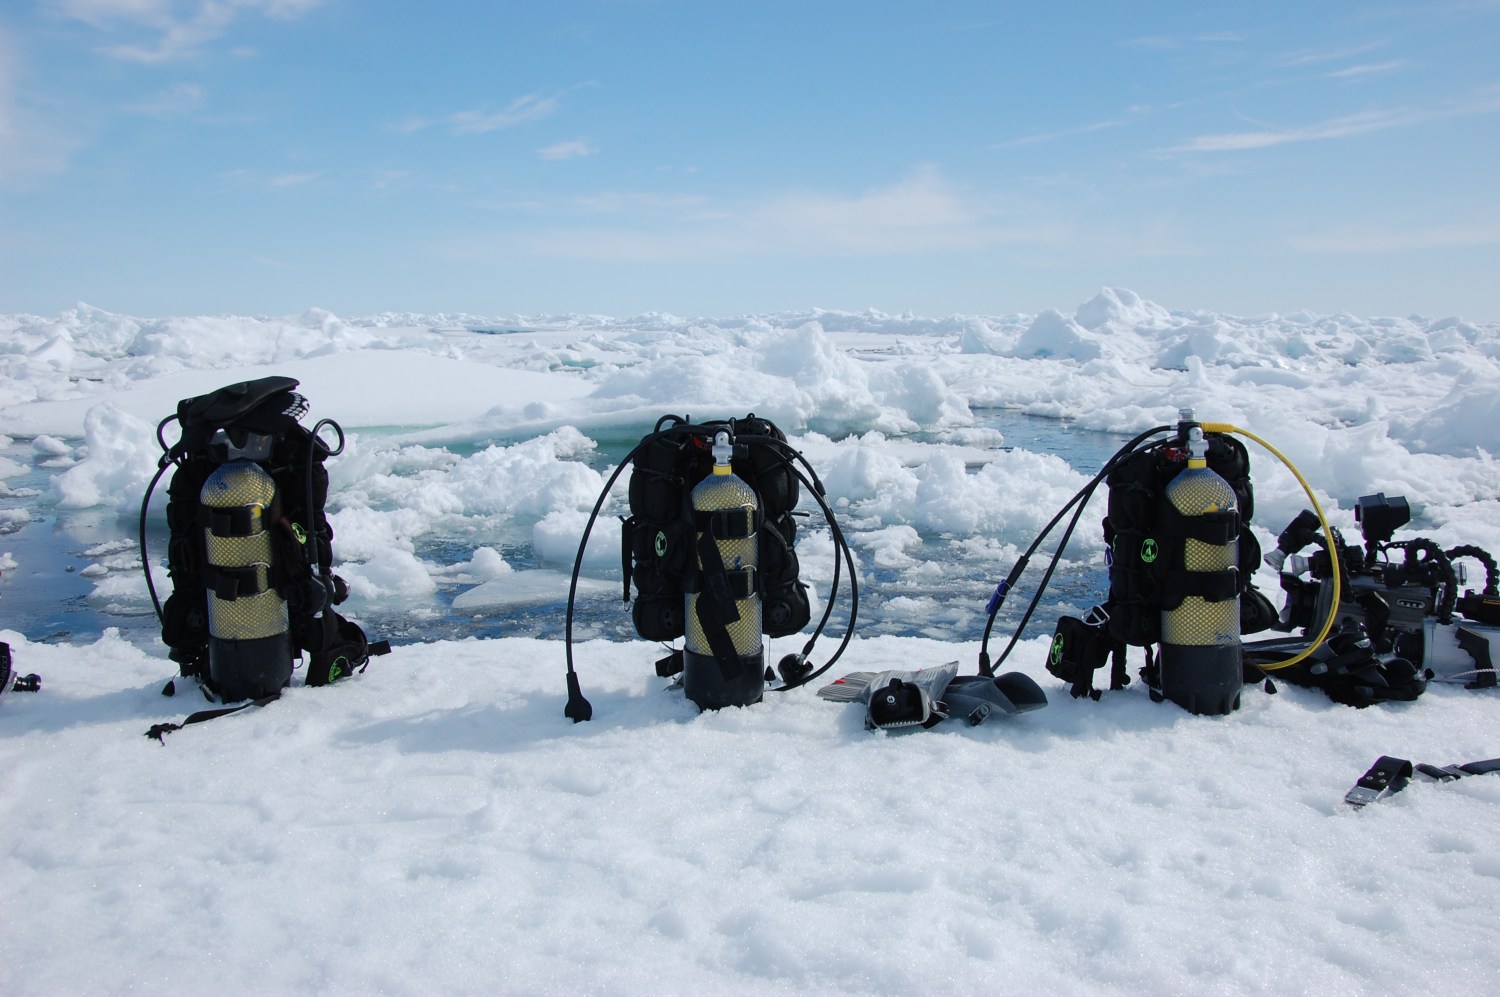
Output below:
[1141,537,1159,564]
[1050,635,1064,665]
[654,531,669,558]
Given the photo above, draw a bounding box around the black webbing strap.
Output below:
[695,506,758,540]
[1158,504,1239,546]
[1346,754,1500,808]
[205,563,268,600]
[201,505,258,537]
[1161,567,1240,603]
[694,532,747,680]
[145,692,282,742]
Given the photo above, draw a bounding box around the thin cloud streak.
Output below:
[401,93,564,136]
[1327,60,1408,79]
[1166,91,1500,153]
[539,138,597,161]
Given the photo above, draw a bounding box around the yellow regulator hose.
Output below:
[1200,422,1342,670]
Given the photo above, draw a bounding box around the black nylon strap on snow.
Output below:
[694,531,746,680]
[1345,755,1412,808]
[1346,755,1500,807]
[144,691,282,742]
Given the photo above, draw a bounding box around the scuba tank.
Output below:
[683,430,765,709]
[1157,420,1242,715]
[199,459,294,702]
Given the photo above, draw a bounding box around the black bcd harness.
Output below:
[1046,432,1276,701]
[140,376,389,735]
[621,414,812,680]
[563,413,858,722]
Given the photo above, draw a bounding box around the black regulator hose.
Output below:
[139,413,183,629]
[736,434,860,690]
[562,420,861,719]
[977,425,1174,675]
[1445,544,1498,596]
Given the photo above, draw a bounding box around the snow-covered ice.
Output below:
[1,289,1499,995]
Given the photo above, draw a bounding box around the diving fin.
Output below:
[940,672,1049,726]
[819,661,1047,730]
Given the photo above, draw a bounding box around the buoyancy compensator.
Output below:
[140,376,389,712]
[563,414,858,720]
[980,408,1339,716]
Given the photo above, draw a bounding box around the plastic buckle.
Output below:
[1345,755,1413,809]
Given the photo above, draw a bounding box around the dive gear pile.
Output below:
[985,408,1339,716]
[140,376,388,710]
[1245,491,1499,706]
[817,661,1047,731]
[564,414,857,719]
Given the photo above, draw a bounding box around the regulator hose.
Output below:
[1199,422,1340,671]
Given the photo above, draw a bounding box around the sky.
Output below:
[1,1,1499,320]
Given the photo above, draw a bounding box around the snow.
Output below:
[2,288,1499,995]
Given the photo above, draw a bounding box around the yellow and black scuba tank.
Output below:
[1152,424,1244,714]
[982,409,1282,714]
[140,376,389,708]
[683,430,765,708]
[199,459,295,702]
[563,413,858,720]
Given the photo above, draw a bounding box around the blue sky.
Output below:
[2,1,1498,319]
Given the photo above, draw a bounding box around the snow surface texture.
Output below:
[2,289,1499,995]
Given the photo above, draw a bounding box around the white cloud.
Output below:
[539,138,597,161]
[1168,109,1402,152]
[456,167,1008,263]
[55,0,325,62]
[996,111,1142,149]
[1166,91,1500,153]
[1327,60,1408,79]
[403,94,562,136]
[1276,41,1387,68]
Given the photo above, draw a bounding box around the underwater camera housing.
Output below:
[1269,494,1500,685]
[1269,493,1440,647]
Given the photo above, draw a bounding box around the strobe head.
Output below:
[1355,493,1410,548]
